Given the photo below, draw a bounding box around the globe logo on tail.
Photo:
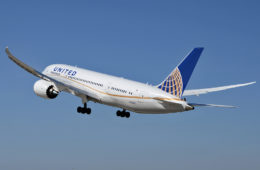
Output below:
[158,68,183,98]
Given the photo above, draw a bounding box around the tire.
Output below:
[82,108,87,114]
[77,107,82,113]
[116,110,121,116]
[120,112,125,117]
[125,112,130,118]
[87,108,91,114]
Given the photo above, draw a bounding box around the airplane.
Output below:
[6,47,255,118]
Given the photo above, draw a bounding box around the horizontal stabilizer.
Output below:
[183,81,256,96]
[188,103,236,108]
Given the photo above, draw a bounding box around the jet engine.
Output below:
[33,80,59,99]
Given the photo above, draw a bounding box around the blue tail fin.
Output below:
[157,48,204,98]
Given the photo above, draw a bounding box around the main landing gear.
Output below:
[116,109,130,118]
[77,103,91,114]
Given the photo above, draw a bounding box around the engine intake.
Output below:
[33,80,59,99]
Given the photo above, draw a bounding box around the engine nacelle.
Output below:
[33,80,59,99]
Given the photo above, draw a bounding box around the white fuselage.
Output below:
[42,64,191,114]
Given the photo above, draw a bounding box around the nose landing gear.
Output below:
[116,109,130,118]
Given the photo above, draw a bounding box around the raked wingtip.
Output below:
[5,46,9,53]
[5,47,12,57]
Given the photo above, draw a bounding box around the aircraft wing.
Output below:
[5,47,85,95]
[5,47,53,82]
[182,82,256,96]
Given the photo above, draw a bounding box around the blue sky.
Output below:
[0,0,259,170]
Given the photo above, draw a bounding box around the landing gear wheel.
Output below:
[77,107,83,113]
[116,110,121,116]
[125,112,130,118]
[116,110,130,118]
[82,108,87,114]
[77,102,91,115]
[86,108,91,114]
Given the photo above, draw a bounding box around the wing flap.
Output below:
[183,82,256,96]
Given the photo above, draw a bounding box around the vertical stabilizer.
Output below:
[157,48,204,98]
